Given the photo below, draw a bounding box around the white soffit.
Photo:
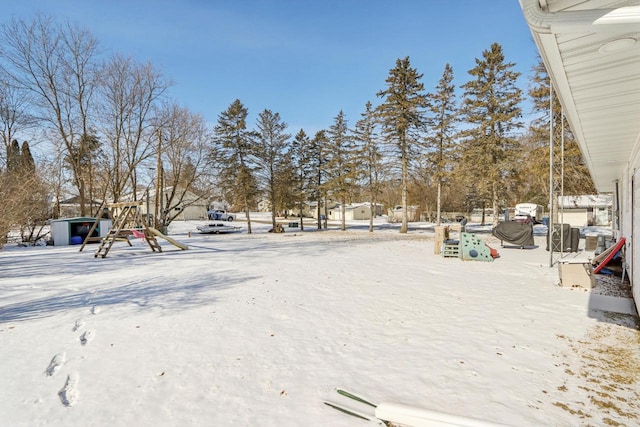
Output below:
[520,0,640,193]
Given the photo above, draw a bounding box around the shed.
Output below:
[50,217,112,246]
[557,194,613,227]
[390,205,419,222]
[329,203,383,221]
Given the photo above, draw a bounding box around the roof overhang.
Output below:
[520,0,640,192]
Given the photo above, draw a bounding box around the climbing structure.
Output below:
[459,232,494,262]
[80,201,162,258]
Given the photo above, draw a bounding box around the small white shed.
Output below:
[329,203,383,221]
[50,217,112,246]
[557,195,613,227]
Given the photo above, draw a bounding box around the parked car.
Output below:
[207,209,236,221]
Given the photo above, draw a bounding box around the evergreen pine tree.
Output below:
[252,109,291,229]
[20,141,35,173]
[290,129,313,231]
[458,43,523,225]
[527,57,595,198]
[353,101,383,232]
[309,130,329,230]
[426,63,458,225]
[7,139,20,174]
[376,56,428,233]
[325,110,358,231]
[212,99,257,233]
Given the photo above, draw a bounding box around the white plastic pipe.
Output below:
[375,402,512,427]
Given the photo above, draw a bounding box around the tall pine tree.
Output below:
[20,141,35,173]
[459,43,523,225]
[212,99,258,233]
[309,130,329,230]
[289,129,313,231]
[325,110,357,231]
[6,139,21,174]
[252,109,291,229]
[376,56,428,233]
[527,57,595,199]
[353,101,383,232]
[426,63,458,225]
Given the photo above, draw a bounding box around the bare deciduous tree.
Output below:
[154,103,212,229]
[98,54,170,202]
[0,14,100,215]
[0,78,35,163]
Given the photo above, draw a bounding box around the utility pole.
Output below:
[154,130,162,230]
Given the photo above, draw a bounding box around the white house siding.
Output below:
[558,210,587,228]
[326,204,379,221]
[518,0,640,315]
[352,207,369,221]
[616,154,640,309]
[630,166,640,307]
[167,204,208,221]
[140,189,208,221]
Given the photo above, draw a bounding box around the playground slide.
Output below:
[148,227,189,250]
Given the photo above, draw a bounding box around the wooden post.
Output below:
[434,226,449,255]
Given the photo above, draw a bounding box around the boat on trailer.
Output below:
[196,221,242,234]
[196,222,242,234]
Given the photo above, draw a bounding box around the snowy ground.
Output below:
[1,215,638,426]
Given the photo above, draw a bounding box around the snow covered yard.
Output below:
[1,219,638,426]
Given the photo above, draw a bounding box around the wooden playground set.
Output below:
[79,201,188,258]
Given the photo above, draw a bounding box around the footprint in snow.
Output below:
[58,373,79,406]
[79,330,94,345]
[72,319,84,332]
[45,352,66,377]
[90,305,100,315]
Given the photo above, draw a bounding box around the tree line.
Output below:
[0,14,594,245]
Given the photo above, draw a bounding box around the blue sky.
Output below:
[5,1,539,135]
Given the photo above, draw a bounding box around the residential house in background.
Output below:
[54,196,103,218]
[257,199,272,213]
[125,187,208,221]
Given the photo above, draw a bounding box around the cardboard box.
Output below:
[559,261,595,289]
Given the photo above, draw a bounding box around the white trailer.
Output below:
[514,203,544,222]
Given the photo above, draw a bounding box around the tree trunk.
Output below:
[271,206,277,229]
[369,199,374,233]
[323,197,328,230]
[492,181,499,227]
[244,195,252,234]
[436,180,442,226]
[299,201,304,231]
[400,148,408,234]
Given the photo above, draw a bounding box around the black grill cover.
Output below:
[492,221,535,247]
